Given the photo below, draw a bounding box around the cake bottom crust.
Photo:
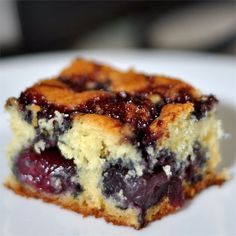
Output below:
[5,173,225,229]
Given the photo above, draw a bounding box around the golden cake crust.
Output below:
[59,58,199,97]
[18,58,200,107]
[8,58,200,129]
[5,172,225,229]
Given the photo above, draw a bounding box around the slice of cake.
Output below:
[5,58,226,229]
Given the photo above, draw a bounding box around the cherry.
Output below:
[14,148,81,195]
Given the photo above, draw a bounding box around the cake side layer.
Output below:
[147,103,222,171]
[5,171,225,229]
[6,102,223,219]
[6,104,36,159]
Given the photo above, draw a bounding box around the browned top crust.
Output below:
[60,59,199,98]
[6,58,218,144]
[18,58,200,108]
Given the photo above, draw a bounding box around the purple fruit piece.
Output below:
[14,148,81,195]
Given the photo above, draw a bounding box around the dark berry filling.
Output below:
[102,161,184,212]
[193,95,218,120]
[102,143,207,217]
[185,142,207,183]
[19,90,218,129]
[13,147,81,195]
[19,90,156,130]
[33,116,71,149]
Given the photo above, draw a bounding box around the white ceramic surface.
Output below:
[0,50,235,236]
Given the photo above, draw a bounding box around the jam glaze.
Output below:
[18,78,218,148]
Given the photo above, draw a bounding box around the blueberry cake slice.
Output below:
[5,58,226,229]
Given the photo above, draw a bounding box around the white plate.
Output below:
[0,50,236,236]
